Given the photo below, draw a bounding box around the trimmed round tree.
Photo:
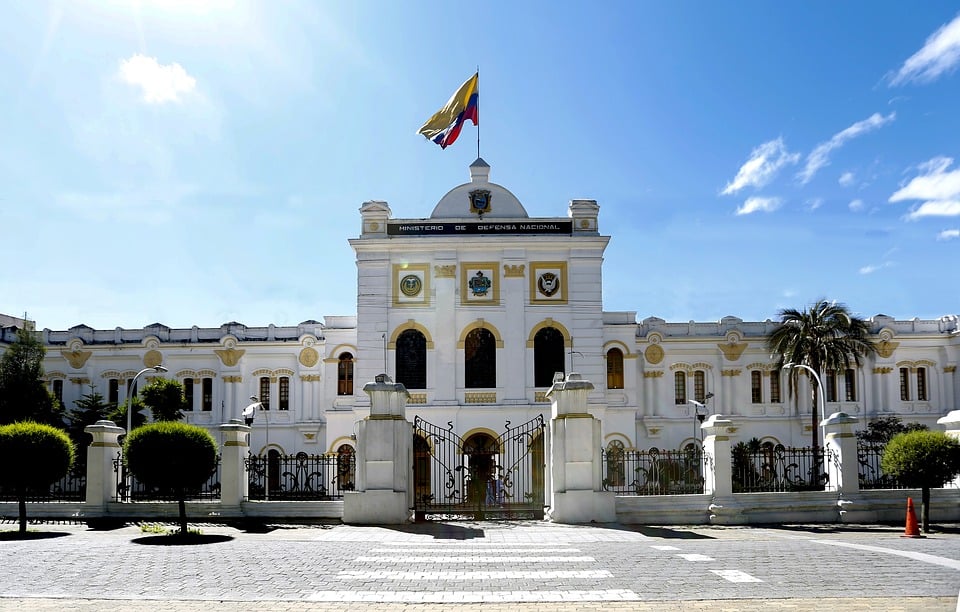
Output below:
[0,422,75,534]
[881,430,960,533]
[124,422,217,535]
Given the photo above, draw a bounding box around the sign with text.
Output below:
[387,221,572,236]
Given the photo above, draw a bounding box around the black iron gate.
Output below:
[413,415,546,520]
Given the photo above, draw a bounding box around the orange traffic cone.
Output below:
[901,497,924,538]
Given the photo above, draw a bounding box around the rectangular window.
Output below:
[825,371,837,403]
[769,370,781,404]
[109,379,119,406]
[693,371,705,403]
[201,378,213,412]
[278,377,290,411]
[917,367,927,401]
[844,369,856,402]
[751,371,763,403]
[899,368,910,401]
[184,379,194,411]
[260,377,271,410]
[674,372,686,405]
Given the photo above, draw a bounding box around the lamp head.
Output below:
[249,395,259,402]
[704,392,715,401]
[154,365,168,373]
[688,399,705,408]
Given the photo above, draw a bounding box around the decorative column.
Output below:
[219,420,250,513]
[84,420,124,510]
[342,374,412,524]
[821,411,859,494]
[701,415,744,524]
[547,373,615,523]
[937,410,960,488]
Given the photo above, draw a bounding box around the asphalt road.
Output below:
[1,520,958,611]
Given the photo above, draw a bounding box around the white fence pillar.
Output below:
[701,415,743,524]
[548,373,615,523]
[84,420,123,509]
[343,374,412,524]
[219,420,250,511]
[822,411,860,494]
[937,410,960,488]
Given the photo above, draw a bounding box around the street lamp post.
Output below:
[687,392,715,443]
[783,363,827,448]
[243,396,268,500]
[124,365,167,501]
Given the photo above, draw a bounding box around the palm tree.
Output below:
[766,299,877,458]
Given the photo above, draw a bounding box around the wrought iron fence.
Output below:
[732,444,834,493]
[113,452,222,502]
[246,452,354,501]
[857,444,907,490]
[602,447,705,495]
[0,466,86,502]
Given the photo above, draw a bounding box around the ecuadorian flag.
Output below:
[417,73,479,149]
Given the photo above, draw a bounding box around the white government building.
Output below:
[21,160,960,479]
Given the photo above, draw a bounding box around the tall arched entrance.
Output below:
[412,416,546,520]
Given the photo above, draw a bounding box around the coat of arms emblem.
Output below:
[400,274,423,297]
[468,270,492,296]
[537,272,560,297]
[469,189,492,216]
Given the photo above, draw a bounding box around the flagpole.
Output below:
[476,66,480,159]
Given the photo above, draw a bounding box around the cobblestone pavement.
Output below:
[1,520,958,611]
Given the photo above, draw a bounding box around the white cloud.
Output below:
[721,138,800,195]
[849,199,864,212]
[890,156,960,220]
[798,113,896,184]
[736,196,782,216]
[859,262,892,275]
[905,200,960,220]
[805,197,824,211]
[839,172,855,187]
[889,14,960,86]
[119,54,197,104]
[937,228,960,241]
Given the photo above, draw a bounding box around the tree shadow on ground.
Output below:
[600,524,716,539]
[132,534,234,545]
[0,531,71,541]
[383,521,487,540]
[773,522,960,535]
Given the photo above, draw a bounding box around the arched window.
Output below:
[396,329,427,389]
[52,380,63,406]
[183,378,194,411]
[674,372,687,405]
[278,376,290,411]
[751,370,763,403]
[336,444,355,491]
[693,370,706,402]
[533,327,565,387]
[606,348,624,390]
[108,379,119,406]
[465,328,496,388]
[337,353,354,396]
[259,376,271,410]
[201,377,213,411]
[605,440,625,487]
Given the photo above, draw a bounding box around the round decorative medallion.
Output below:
[144,349,163,368]
[299,347,320,368]
[644,344,664,365]
[400,274,423,297]
[580,219,590,228]
[370,222,379,231]
[537,272,560,297]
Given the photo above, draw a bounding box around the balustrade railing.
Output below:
[602,447,705,495]
[113,452,221,502]
[0,466,86,502]
[732,444,834,493]
[857,444,907,490]
[246,452,354,501]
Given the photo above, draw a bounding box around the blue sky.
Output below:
[2,1,959,331]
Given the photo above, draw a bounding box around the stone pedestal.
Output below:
[343,374,412,524]
[701,415,742,524]
[822,411,860,494]
[84,420,124,509]
[219,420,251,511]
[547,373,615,523]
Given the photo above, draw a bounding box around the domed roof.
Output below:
[429,158,528,218]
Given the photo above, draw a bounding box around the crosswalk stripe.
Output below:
[650,545,680,551]
[710,569,763,583]
[369,547,580,553]
[355,556,595,563]
[306,590,641,602]
[678,553,714,561]
[337,570,613,580]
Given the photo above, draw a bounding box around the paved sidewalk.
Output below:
[1,520,957,611]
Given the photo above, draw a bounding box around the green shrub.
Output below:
[882,430,960,533]
[0,422,75,534]
[124,422,217,535]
